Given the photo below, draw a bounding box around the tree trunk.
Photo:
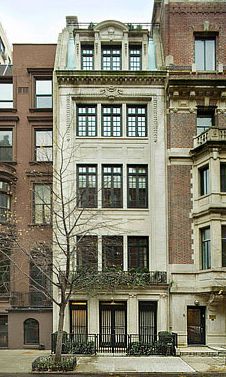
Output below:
[54,304,66,363]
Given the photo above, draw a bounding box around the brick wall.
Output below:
[168,165,193,264]
[168,112,196,149]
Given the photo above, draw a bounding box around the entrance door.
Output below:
[99,301,126,351]
[0,315,8,347]
[139,301,157,344]
[70,301,87,342]
[187,306,205,345]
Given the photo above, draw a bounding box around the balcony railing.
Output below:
[193,127,226,149]
[72,22,153,31]
[10,291,52,308]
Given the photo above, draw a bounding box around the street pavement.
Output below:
[0,349,226,375]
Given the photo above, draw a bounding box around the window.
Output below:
[128,165,148,208]
[139,301,157,344]
[201,227,211,270]
[128,236,149,271]
[195,37,216,71]
[102,236,123,271]
[35,79,52,108]
[81,46,94,70]
[77,236,98,270]
[77,165,97,208]
[0,83,13,108]
[102,165,122,208]
[70,301,87,337]
[102,46,121,70]
[222,226,226,267]
[0,181,10,223]
[127,106,147,137]
[33,184,52,224]
[199,165,209,196]
[129,46,142,70]
[77,105,97,137]
[102,106,122,137]
[0,129,12,161]
[24,318,39,345]
[197,108,214,135]
[35,129,52,161]
[220,163,226,192]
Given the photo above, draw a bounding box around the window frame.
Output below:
[102,165,123,208]
[201,227,211,270]
[196,107,215,135]
[77,105,97,137]
[127,165,148,208]
[199,165,209,197]
[77,165,97,208]
[0,181,11,224]
[102,235,123,271]
[34,129,53,162]
[129,45,142,71]
[195,36,216,71]
[0,81,13,109]
[0,128,13,161]
[220,163,226,192]
[101,105,122,137]
[35,78,52,109]
[33,183,52,225]
[81,45,94,70]
[127,105,147,137]
[76,235,98,271]
[102,45,121,71]
[128,236,149,271]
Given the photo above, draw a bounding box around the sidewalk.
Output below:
[0,349,226,375]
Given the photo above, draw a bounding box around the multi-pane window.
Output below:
[0,181,11,223]
[76,236,98,270]
[102,106,122,137]
[129,46,142,70]
[35,79,52,108]
[128,165,148,208]
[197,109,214,135]
[77,165,97,208]
[220,163,226,192]
[0,83,13,108]
[33,184,52,225]
[35,129,52,161]
[201,227,211,270]
[77,105,97,137]
[222,226,226,267]
[102,165,122,208]
[102,46,121,70]
[81,46,94,70]
[127,106,147,137]
[0,129,12,161]
[128,236,149,271]
[195,37,216,71]
[200,165,209,196]
[102,236,123,271]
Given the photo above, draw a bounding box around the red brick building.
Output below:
[153,0,226,346]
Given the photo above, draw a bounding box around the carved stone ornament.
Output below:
[100,86,123,100]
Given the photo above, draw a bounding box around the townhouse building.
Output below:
[53,17,168,349]
[154,0,226,346]
[0,44,55,349]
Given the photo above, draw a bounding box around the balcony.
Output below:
[10,291,52,308]
[193,127,226,150]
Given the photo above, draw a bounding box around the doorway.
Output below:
[187,306,205,345]
[0,315,8,347]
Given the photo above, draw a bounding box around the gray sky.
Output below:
[0,0,154,44]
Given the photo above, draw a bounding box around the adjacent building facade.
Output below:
[0,43,55,349]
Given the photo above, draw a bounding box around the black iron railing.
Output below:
[51,331,177,356]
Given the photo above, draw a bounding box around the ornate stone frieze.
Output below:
[100,86,123,100]
[152,96,158,143]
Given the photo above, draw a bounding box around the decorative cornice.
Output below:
[27,115,53,123]
[0,115,19,122]
[169,3,226,14]
[56,70,166,86]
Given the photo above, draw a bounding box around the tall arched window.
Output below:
[24,318,39,344]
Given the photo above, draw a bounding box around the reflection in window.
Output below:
[35,80,52,108]
[102,165,122,208]
[24,318,39,344]
[128,165,148,208]
[33,184,52,224]
[128,236,149,271]
[201,227,211,270]
[35,130,52,161]
[102,236,123,271]
[0,181,10,223]
[77,165,97,208]
[0,83,13,108]
[0,129,12,161]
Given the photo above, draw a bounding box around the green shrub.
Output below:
[63,340,95,354]
[32,355,76,372]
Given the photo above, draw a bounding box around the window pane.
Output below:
[34,184,52,224]
[24,319,39,344]
[129,46,142,71]
[36,80,52,95]
[127,106,147,137]
[220,163,226,192]
[128,236,148,270]
[0,83,13,108]
[81,46,94,70]
[195,38,215,71]
[77,236,98,270]
[128,165,148,208]
[0,181,10,223]
[0,130,12,161]
[205,39,215,71]
[77,165,97,208]
[102,46,121,71]
[201,227,211,270]
[35,130,52,161]
[200,166,209,196]
[77,106,97,136]
[102,236,123,270]
[102,165,122,208]
[102,106,122,137]
[195,40,205,71]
